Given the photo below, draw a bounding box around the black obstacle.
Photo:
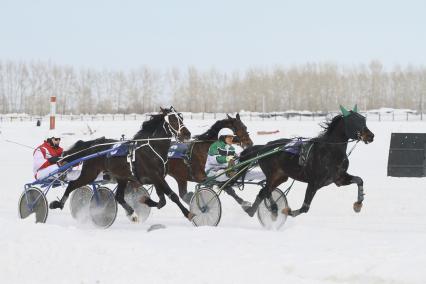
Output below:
[387,133,426,177]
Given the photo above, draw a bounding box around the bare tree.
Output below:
[2,60,426,114]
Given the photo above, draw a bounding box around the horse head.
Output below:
[160,106,191,142]
[340,105,374,144]
[225,113,253,148]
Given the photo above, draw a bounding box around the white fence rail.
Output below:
[0,111,424,123]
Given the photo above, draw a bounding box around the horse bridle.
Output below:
[234,129,251,148]
[163,109,186,139]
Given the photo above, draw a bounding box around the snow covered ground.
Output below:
[0,116,425,284]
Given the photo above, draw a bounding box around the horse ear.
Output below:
[160,107,165,113]
[226,114,232,119]
[353,104,358,113]
[236,113,240,120]
[340,105,350,117]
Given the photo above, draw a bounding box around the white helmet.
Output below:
[218,128,235,139]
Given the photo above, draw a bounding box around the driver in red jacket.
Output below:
[33,132,63,180]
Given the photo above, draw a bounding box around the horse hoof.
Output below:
[49,200,63,210]
[353,202,363,213]
[281,207,291,216]
[244,206,256,217]
[157,199,166,209]
[127,212,139,223]
[139,196,148,204]
[187,212,196,221]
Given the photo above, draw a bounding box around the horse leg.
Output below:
[178,180,193,205]
[282,183,317,217]
[154,186,167,209]
[244,173,287,217]
[335,173,364,213]
[49,169,99,210]
[138,186,166,209]
[154,178,193,220]
[115,179,138,222]
[244,185,269,217]
[139,194,159,208]
[169,164,193,205]
[223,186,251,209]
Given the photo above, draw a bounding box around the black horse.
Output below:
[49,107,194,221]
[240,105,374,218]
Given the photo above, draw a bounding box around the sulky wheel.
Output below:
[190,187,222,227]
[18,187,48,223]
[124,184,151,224]
[257,188,288,230]
[89,186,117,229]
[69,185,93,222]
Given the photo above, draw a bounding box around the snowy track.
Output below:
[1,119,425,284]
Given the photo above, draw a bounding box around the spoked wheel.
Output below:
[89,186,117,229]
[190,187,222,227]
[69,185,93,222]
[18,187,48,223]
[257,188,288,230]
[124,184,151,223]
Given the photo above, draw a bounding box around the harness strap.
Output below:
[61,137,172,162]
[135,139,168,177]
[346,140,359,157]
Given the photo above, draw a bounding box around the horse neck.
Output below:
[152,121,173,139]
[135,121,172,157]
[197,120,229,141]
[320,120,349,150]
[135,119,167,139]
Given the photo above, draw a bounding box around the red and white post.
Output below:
[49,96,56,130]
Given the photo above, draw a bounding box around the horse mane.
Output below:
[195,119,231,141]
[133,114,165,139]
[319,114,344,138]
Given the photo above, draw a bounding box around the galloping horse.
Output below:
[167,113,253,204]
[240,105,374,218]
[49,107,194,221]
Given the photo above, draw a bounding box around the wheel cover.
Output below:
[69,186,93,222]
[257,188,288,230]
[89,187,117,228]
[190,188,221,227]
[18,187,48,223]
[124,184,151,224]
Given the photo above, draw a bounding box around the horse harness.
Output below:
[69,110,185,183]
[282,137,359,168]
[167,140,199,180]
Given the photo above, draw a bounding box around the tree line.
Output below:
[0,60,425,114]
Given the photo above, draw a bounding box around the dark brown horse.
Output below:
[240,105,374,219]
[167,114,253,204]
[49,107,193,221]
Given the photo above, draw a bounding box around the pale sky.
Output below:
[1,0,426,72]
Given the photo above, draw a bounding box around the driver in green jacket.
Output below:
[205,127,236,182]
[204,128,251,208]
